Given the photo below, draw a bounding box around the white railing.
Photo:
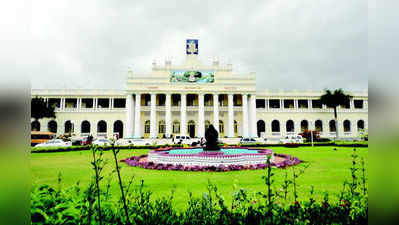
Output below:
[97,132,107,137]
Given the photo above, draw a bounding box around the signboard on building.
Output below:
[186,39,198,55]
[170,70,215,83]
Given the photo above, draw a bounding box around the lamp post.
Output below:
[310,121,314,147]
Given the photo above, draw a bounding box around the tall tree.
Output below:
[319,89,352,138]
[31,97,56,122]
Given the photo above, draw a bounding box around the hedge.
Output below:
[31,141,367,153]
[31,144,184,153]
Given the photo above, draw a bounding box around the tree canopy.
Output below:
[31,97,56,121]
[320,89,352,110]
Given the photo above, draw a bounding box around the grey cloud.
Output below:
[28,0,368,92]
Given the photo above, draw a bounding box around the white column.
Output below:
[350,99,354,109]
[180,94,187,136]
[150,94,157,138]
[134,94,141,138]
[249,94,257,137]
[198,94,205,137]
[61,98,65,111]
[126,94,134,138]
[266,98,269,111]
[228,94,234,137]
[213,94,219,132]
[242,94,249,137]
[165,94,172,138]
[75,98,80,111]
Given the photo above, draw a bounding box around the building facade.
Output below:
[31,41,368,140]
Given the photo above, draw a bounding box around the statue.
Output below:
[203,124,220,151]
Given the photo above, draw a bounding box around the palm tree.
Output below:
[319,89,352,139]
[31,97,56,130]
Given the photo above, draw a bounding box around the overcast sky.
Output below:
[9,0,371,92]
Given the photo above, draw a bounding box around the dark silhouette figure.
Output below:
[204,125,220,151]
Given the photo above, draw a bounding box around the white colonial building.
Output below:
[31,40,368,140]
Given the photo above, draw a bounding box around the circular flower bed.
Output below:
[121,152,302,172]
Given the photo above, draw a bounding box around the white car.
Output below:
[92,138,112,147]
[34,139,72,148]
[173,136,196,145]
[239,138,257,144]
[280,135,304,144]
[115,138,152,146]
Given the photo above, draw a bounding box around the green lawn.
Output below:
[31,146,368,209]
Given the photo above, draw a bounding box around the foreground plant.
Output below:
[111,144,131,225]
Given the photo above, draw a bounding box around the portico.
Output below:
[125,92,257,138]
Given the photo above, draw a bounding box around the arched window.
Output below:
[97,120,107,133]
[65,120,73,134]
[301,120,309,132]
[48,120,57,133]
[234,120,238,133]
[257,120,265,137]
[158,120,166,134]
[286,120,294,132]
[205,120,211,131]
[173,121,180,133]
[357,120,365,131]
[188,120,196,137]
[271,120,280,132]
[31,121,40,131]
[315,120,323,132]
[219,120,224,133]
[144,120,150,134]
[344,120,351,132]
[329,120,336,132]
[113,120,123,138]
[81,120,90,134]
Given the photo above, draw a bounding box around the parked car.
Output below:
[280,135,304,144]
[81,135,93,145]
[70,136,83,146]
[34,139,72,148]
[115,138,152,146]
[173,136,196,145]
[92,138,112,147]
[239,138,257,144]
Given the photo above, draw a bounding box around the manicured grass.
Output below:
[31,146,368,209]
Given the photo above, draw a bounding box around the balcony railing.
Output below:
[97,132,107,137]
[272,132,281,136]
